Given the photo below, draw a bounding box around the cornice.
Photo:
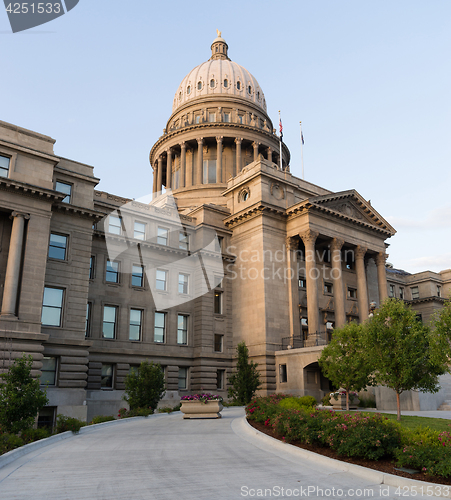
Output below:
[406,296,446,305]
[0,177,65,202]
[224,202,286,228]
[0,138,58,163]
[52,203,105,220]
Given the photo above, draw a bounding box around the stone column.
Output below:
[330,238,346,328]
[235,138,242,175]
[216,136,223,183]
[355,246,369,322]
[267,147,272,163]
[185,148,192,187]
[253,142,260,161]
[152,162,157,199]
[300,229,320,340]
[286,237,300,341]
[196,138,203,185]
[157,156,163,193]
[1,212,29,318]
[166,149,172,190]
[376,251,389,306]
[180,142,186,188]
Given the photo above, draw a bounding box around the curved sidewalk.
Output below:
[0,408,449,500]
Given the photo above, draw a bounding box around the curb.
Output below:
[234,417,451,499]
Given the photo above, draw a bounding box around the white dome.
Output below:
[172,58,267,113]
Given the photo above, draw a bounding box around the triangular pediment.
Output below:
[309,190,396,235]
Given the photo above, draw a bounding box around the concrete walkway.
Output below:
[1,408,450,500]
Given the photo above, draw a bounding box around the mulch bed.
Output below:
[248,419,451,486]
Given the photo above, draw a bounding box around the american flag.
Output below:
[279,117,283,141]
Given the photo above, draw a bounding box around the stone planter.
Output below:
[180,400,223,419]
[331,395,359,410]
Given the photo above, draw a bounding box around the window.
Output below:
[37,407,56,429]
[187,85,191,95]
[177,314,188,345]
[89,256,95,279]
[399,287,404,300]
[209,112,216,122]
[203,159,217,184]
[178,273,189,294]
[214,291,223,314]
[223,79,228,88]
[40,357,57,386]
[437,285,442,298]
[223,112,230,123]
[0,155,10,177]
[41,287,64,327]
[48,233,67,260]
[157,227,168,245]
[298,277,306,289]
[248,85,252,94]
[179,231,189,251]
[197,81,202,90]
[132,265,144,287]
[154,312,166,343]
[55,181,72,203]
[411,286,419,300]
[210,79,215,88]
[195,115,201,124]
[129,309,142,341]
[134,222,146,240]
[106,260,119,283]
[416,314,423,323]
[238,114,243,124]
[108,216,122,235]
[85,302,91,337]
[217,236,224,252]
[216,369,225,390]
[326,322,334,331]
[236,81,241,90]
[324,282,333,295]
[279,364,287,383]
[178,367,188,390]
[156,269,167,291]
[389,284,395,298]
[347,288,357,299]
[102,306,117,339]
[101,364,114,389]
[214,334,223,353]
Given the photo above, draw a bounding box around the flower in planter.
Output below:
[181,393,224,404]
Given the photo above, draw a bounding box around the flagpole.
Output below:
[279,110,283,171]
[300,121,304,180]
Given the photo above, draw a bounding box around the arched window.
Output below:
[210,79,215,88]
[216,46,219,52]
[187,85,191,95]
[179,92,182,100]
[197,81,202,90]
[248,85,252,94]
[224,79,228,88]
[236,81,241,90]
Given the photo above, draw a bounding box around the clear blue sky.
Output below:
[1,1,450,273]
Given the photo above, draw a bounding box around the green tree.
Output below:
[0,355,48,434]
[123,361,165,411]
[364,298,449,421]
[432,297,451,346]
[228,342,261,405]
[318,322,373,411]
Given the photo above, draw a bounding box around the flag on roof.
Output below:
[279,112,283,141]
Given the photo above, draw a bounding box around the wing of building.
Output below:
[0,35,449,424]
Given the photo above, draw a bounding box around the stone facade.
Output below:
[0,35,449,423]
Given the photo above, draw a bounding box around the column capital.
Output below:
[11,212,30,220]
[286,236,299,252]
[375,251,388,266]
[267,146,272,152]
[355,245,367,260]
[330,238,344,252]
[235,137,243,145]
[157,156,163,164]
[216,136,223,143]
[252,141,260,148]
[299,229,319,246]
[165,147,172,155]
[196,137,203,145]
[180,141,186,150]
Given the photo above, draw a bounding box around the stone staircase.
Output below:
[438,400,451,411]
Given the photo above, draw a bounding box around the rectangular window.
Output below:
[101,364,114,389]
[102,306,117,339]
[437,285,442,298]
[132,265,144,287]
[411,286,419,300]
[156,269,167,291]
[279,364,287,383]
[326,321,334,331]
[217,236,224,252]
[179,231,189,251]
[178,367,188,390]
[129,309,142,341]
[214,334,223,353]
[178,273,189,294]
[0,155,10,177]
[154,312,166,343]
[298,277,306,289]
[108,216,122,235]
[40,357,57,386]
[347,287,357,299]
[55,181,72,203]
[238,114,243,124]
[223,113,230,123]
[157,227,168,245]
[209,112,216,122]
[106,260,119,283]
[89,256,95,279]
[177,314,188,345]
[389,284,395,298]
[399,287,404,300]
[41,287,64,327]
[203,160,217,184]
[216,369,225,390]
[85,302,91,337]
[214,291,223,314]
[134,221,146,240]
[48,233,67,260]
[195,115,201,124]
[324,282,333,294]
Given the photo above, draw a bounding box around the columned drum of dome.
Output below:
[150,34,290,209]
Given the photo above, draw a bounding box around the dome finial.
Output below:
[210,30,230,61]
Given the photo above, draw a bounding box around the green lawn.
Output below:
[353,411,451,432]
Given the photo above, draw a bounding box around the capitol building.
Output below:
[0,34,449,424]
